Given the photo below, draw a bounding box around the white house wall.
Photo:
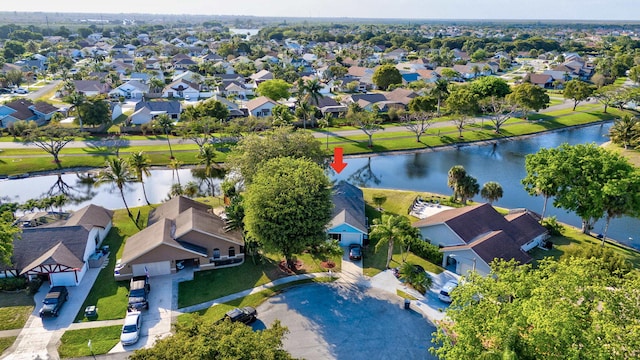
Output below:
[420,224,464,247]
[520,233,547,252]
[50,263,88,287]
[442,249,491,277]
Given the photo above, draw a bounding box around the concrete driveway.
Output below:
[254,283,438,360]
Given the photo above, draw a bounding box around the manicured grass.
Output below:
[396,289,418,300]
[0,336,17,355]
[603,142,640,167]
[177,251,341,309]
[73,206,151,322]
[177,277,335,324]
[0,292,35,331]
[58,325,122,358]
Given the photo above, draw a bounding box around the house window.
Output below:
[212,248,220,259]
[329,233,341,241]
[239,246,245,254]
[228,247,235,257]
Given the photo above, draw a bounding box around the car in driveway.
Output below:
[128,276,150,311]
[348,244,362,261]
[39,286,68,318]
[438,280,458,303]
[121,311,142,345]
[224,306,257,324]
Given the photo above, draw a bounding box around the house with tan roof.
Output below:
[244,96,279,117]
[116,196,244,280]
[412,203,548,276]
[2,205,113,286]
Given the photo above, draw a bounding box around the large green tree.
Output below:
[227,126,326,184]
[446,86,478,137]
[506,82,550,119]
[256,79,291,101]
[563,79,594,111]
[78,96,111,127]
[244,157,332,269]
[25,124,81,168]
[468,76,511,99]
[432,257,640,360]
[0,211,20,267]
[130,316,293,360]
[524,143,639,233]
[372,64,402,90]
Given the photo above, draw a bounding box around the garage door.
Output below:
[132,261,171,277]
[340,232,362,246]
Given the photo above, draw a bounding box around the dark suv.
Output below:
[128,276,150,311]
[224,306,257,324]
[40,286,68,318]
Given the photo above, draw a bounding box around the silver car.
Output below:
[121,311,142,345]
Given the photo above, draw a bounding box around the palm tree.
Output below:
[67,92,86,130]
[480,181,503,204]
[128,152,152,205]
[370,214,415,269]
[169,158,183,189]
[196,144,218,196]
[303,78,323,106]
[447,165,467,202]
[156,114,175,159]
[431,78,449,116]
[95,158,138,226]
[609,114,640,149]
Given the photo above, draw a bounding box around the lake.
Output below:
[1,122,639,249]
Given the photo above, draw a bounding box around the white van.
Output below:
[438,280,458,303]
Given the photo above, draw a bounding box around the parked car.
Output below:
[14,88,28,94]
[0,88,12,94]
[120,311,142,345]
[224,306,257,325]
[39,286,68,318]
[438,280,459,303]
[128,275,150,311]
[348,244,362,261]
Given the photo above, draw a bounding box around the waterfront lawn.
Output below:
[58,325,122,358]
[73,206,150,322]
[0,292,35,331]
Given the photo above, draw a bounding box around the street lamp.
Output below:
[88,339,97,360]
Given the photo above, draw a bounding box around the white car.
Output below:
[15,88,28,94]
[438,280,458,303]
[120,311,142,345]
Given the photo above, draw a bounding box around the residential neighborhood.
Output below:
[0,8,640,360]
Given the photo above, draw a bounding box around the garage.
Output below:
[132,261,170,277]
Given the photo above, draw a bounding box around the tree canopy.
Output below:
[506,82,549,118]
[563,79,594,111]
[432,257,640,360]
[130,316,293,360]
[0,211,19,267]
[227,126,327,184]
[25,124,82,168]
[468,76,511,99]
[244,157,332,268]
[523,143,640,233]
[256,79,292,101]
[372,64,402,90]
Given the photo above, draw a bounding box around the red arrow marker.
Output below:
[330,147,347,173]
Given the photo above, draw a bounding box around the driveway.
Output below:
[254,283,438,360]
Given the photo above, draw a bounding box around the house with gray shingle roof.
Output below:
[130,100,182,125]
[328,181,368,246]
[0,99,59,128]
[412,203,548,276]
[2,205,113,286]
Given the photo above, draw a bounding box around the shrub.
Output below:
[27,278,43,295]
[541,216,563,236]
[398,262,432,294]
[0,277,27,291]
[408,238,443,265]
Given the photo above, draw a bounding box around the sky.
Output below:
[2,0,639,21]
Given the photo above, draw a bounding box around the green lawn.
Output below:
[177,277,335,324]
[58,325,122,358]
[0,336,17,356]
[0,292,35,331]
[178,251,341,309]
[73,206,151,322]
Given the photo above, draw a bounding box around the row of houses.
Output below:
[3,181,547,287]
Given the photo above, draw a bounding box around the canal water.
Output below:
[1,122,638,249]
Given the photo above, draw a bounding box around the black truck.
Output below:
[40,286,69,318]
[128,276,150,311]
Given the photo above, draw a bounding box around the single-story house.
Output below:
[109,80,149,100]
[526,73,555,89]
[73,80,112,97]
[412,203,548,276]
[0,99,59,128]
[2,205,113,286]
[328,181,368,246]
[244,96,279,117]
[130,100,181,125]
[162,79,200,99]
[116,196,244,280]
